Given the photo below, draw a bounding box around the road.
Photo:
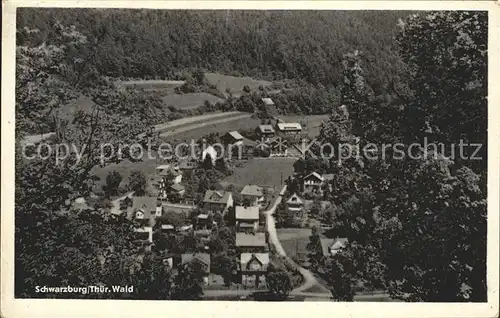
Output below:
[265,185,330,296]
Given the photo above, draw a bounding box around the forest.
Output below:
[17,9,408,89]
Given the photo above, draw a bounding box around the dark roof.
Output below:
[236,233,266,247]
[181,253,211,272]
[203,190,232,204]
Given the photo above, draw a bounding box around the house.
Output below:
[178,160,196,171]
[285,193,304,216]
[181,253,211,285]
[169,183,185,197]
[235,206,260,232]
[195,213,212,230]
[240,185,265,207]
[156,164,182,184]
[303,172,324,193]
[239,253,269,287]
[203,190,234,213]
[201,145,217,165]
[276,122,302,135]
[160,224,175,233]
[222,131,244,146]
[320,238,349,257]
[261,98,275,107]
[129,196,160,227]
[255,124,276,140]
[235,232,267,252]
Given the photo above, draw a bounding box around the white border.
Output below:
[2,1,499,318]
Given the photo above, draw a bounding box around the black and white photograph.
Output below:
[1,1,498,317]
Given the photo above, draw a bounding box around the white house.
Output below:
[235,206,260,232]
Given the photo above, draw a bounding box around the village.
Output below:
[91,97,349,298]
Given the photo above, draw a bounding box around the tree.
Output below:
[266,266,292,300]
[323,254,355,301]
[129,170,147,196]
[171,261,204,300]
[309,200,322,218]
[397,11,487,171]
[134,252,173,300]
[306,226,323,268]
[202,154,213,170]
[104,171,123,197]
[211,254,237,286]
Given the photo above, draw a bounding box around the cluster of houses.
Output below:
[119,182,271,287]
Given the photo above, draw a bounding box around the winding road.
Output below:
[265,185,331,296]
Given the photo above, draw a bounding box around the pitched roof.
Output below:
[236,233,266,247]
[331,238,349,250]
[277,122,302,131]
[240,185,263,197]
[129,196,158,220]
[286,193,303,205]
[320,238,335,257]
[157,164,181,177]
[257,125,275,133]
[181,253,211,272]
[170,183,185,192]
[240,253,270,272]
[203,190,232,204]
[261,98,275,106]
[227,131,244,141]
[235,206,259,220]
[320,238,349,256]
[304,172,324,182]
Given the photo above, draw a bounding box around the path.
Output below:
[109,191,134,215]
[265,185,330,296]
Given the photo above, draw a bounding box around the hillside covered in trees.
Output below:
[17,9,408,90]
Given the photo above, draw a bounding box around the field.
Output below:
[90,151,166,194]
[161,115,260,141]
[276,228,311,262]
[145,111,244,137]
[205,72,272,97]
[161,92,224,110]
[115,79,186,91]
[222,158,295,189]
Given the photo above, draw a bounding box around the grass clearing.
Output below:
[222,158,295,189]
[161,92,224,110]
[205,72,272,97]
[277,228,311,262]
[161,115,260,141]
